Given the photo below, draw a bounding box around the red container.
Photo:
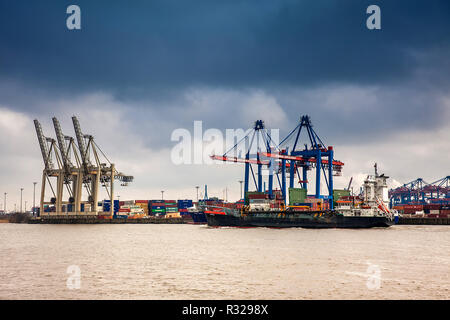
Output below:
[119,208,131,213]
[439,213,448,218]
[427,214,438,218]
[135,200,148,204]
[248,194,268,199]
[119,201,125,206]
[424,204,441,210]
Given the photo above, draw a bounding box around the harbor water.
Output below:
[0,224,448,299]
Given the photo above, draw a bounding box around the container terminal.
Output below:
[2,115,447,226]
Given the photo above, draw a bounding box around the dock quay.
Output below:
[28,216,187,224]
[398,217,449,225]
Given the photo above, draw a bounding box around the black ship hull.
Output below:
[189,211,207,224]
[205,211,394,229]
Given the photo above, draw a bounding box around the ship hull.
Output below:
[189,211,207,224]
[205,211,394,229]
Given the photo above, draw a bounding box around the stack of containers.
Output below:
[149,200,165,216]
[103,200,120,214]
[135,200,149,215]
[235,200,244,209]
[423,204,441,215]
[177,199,193,216]
[123,200,135,206]
[304,197,327,211]
[403,204,424,215]
[165,200,179,217]
[245,191,267,205]
[440,205,450,218]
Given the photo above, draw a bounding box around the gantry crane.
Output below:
[267,115,344,209]
[34,116,133,215]
[210,115,344,208]
[34,119,63,214]
[389,175,450,206]
[210,120,280,198]
[72,116,133,212]
[52,117,84,213]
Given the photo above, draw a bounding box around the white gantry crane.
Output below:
[34,116,133,216]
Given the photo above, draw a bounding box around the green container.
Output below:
[333,189,350,201]
[289,188,307,205]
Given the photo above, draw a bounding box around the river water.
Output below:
[0,224,448,299]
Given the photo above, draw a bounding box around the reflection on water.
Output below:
[0,224,449,299]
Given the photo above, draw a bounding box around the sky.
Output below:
[1,0,449,209]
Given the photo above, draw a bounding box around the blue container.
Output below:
[177,200,193,209]
[80,203,85,212]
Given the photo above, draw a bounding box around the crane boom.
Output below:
[72,116,91,172]
[261,152,344,166]
[210,155,270,165]
[52,117,73,173]
[34,119,54,170]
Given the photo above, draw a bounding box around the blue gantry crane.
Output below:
[210,120,280,198]
[389,175,450,206]
[210,116,344,208]
[264,115,344,209]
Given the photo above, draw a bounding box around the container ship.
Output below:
[202,171,396,229]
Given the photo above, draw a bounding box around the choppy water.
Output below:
[0,224,449,299]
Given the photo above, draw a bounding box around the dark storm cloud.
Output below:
[1,0,450,99]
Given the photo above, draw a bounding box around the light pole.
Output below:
[33,182,37,216]
[195,186,199,202]
[239,180,243,200]
[3,193,6,213]
[25,201,27,212]
[20,188,23,213]
[161,190,164,200]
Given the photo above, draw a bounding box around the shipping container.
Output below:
[289,188,307,205]
[333,189,351,201]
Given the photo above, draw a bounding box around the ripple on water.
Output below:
[0,224,449,299]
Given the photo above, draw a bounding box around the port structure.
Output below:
[267,115,344,209]
[34,116,133,215]
[210,116,344,207]
[210,120,281,199]
[389,176,450,206]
